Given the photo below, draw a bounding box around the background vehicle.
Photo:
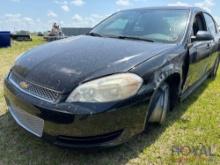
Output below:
[11,31,32,41]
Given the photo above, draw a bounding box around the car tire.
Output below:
[210,56,219,79]
[146,82,170,127]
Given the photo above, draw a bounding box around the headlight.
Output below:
[66,73,143,103]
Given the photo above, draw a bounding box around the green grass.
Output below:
[0,37,220,165]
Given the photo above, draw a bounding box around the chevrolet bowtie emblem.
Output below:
[19,81,29,89]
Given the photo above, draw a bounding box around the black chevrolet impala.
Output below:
[4,7,220,148]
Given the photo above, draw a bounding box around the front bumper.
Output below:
[4,77,150,148]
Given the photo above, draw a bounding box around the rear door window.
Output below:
[204,13,217,35]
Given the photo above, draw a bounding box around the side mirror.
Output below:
[191,31,214,42]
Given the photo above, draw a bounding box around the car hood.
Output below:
[12,35,176,93]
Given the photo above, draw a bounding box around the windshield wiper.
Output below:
[108,35,154,42]
[87,32,103,37]
[87,33,154,42]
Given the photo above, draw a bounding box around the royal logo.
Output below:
[19,81,29,89]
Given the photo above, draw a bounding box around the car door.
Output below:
[183,13,212,91]
[203,13,220,71]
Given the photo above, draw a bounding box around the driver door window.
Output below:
[193,14,206,36]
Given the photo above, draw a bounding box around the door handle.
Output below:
[206,43,211,49]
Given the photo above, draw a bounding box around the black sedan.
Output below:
[4,6,220,148]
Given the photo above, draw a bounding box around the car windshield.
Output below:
[90,9,190,43]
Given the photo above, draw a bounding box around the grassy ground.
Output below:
[0,37,220,165]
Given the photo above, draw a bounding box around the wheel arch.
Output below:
[144,71,182,127]
[153,67,182,110]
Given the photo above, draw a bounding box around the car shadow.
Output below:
[0,79,212,164]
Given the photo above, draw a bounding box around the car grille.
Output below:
[8,72,61,103]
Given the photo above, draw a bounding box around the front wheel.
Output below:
[147,82,170,126]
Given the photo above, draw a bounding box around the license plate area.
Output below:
[8,103,44,138]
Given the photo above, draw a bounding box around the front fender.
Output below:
[131,51,184,92]
[153,64,182,90]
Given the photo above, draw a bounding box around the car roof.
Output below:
[123,6,206,13]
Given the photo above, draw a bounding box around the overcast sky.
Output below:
[0,0,219,32]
